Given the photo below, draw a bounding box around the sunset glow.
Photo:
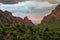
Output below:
[29,17,43,23]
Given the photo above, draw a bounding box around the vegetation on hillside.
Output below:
[0,24,60,40]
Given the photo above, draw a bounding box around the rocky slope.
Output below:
[0,10,35,27]
[41,4,60,24]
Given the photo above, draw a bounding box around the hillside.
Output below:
[0,10,35,27]
[41,4,60,24]
[38,4,60,30]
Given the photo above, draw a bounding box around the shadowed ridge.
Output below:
[41,4,60,24]
[0,10,35,27]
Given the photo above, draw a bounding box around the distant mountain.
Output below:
[41,4,60,24]
[0,10,35,27]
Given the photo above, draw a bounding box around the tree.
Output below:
[45,27,49,32]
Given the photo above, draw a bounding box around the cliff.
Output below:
[41,4,60,24]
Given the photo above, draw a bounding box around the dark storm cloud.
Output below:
[0,0,60,4]
[33,0,60,4]
[0,0,29,4]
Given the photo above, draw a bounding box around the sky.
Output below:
[0,0,59,24]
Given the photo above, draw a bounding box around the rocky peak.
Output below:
[51,4,60,17]
[23,16,35,27]
[24,16,28,20]
[0,10,35,27]
[41,4,60,24]
[4,10,12,16]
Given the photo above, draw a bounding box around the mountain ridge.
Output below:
[0,10,35,27]
[41,4,60,24]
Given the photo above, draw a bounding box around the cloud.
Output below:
[0,1,57,23]
[0,0,29,4]
[0,0,60,4]
[0,1,56,16]
[33,0,60,4]
[43,0,60,4]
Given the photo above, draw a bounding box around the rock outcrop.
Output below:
[24,16,35,26]
[41,4,60,24]
[0,10,35,27]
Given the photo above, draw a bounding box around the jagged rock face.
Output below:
[51,4,60,17]
[41,4,60,24]
[24,16,35,26]
[0,10,15,25]
[0,10,35,27]
[15,16,35,26]
[14,17,24,25]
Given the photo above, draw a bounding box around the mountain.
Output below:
[41,4,60,24]
[0,10,35,27]
[24,16,35,26]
